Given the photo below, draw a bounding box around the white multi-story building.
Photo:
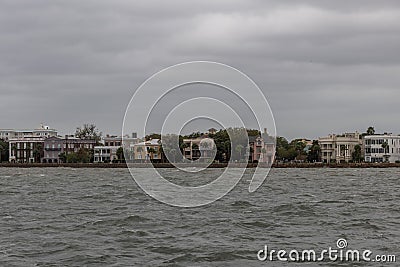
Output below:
[319,132,362,163]
[6,124,58,163]
[364,134,400,163]
[94,146,119,163]
[94,134,139,163]
[0,124,57,141]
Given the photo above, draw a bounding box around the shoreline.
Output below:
[1,162,400,168]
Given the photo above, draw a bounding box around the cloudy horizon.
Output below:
[1,0,400,140]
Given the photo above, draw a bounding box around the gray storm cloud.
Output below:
[0,0,399,139]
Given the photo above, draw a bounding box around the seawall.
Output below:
[1,162,400,168]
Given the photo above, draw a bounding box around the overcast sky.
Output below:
[1,0,400,140]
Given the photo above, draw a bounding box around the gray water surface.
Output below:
[0,168,399,266]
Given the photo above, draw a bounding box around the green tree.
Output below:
[352,144,362,163]
[0,139,9,163]
[382,141,389,153]
[276,137,289,150]
[247,129,261,137]
[145,133,161,141]
[366,126,375,136]
[116,147,125,162]
[290,139,307,158]
[79,148,91,163]
[169,148,178,163]
[192,143,199,150]
[66,148,91,163]
[276,137,295,161]
[75,124,102,144]
[307,140,321,162]
[180,142,189,153]
[213,129,230,162]
[382,141,389,162]
[235,144,244,161]
[147,147,156,161]
[136,146,143,154]
[59,152,67,163]
[66,152,79,163]
[33,143,43,163]
[185,132,202,139]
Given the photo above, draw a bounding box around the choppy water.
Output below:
[0,168,399,266]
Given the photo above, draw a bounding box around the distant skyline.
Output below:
[1,1,400,140]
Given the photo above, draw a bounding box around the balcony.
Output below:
[45,148,62,151]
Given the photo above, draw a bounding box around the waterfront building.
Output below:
[102,134,139,148]
[0,130,14,141]
[363,134,400,163]
[131,139,161,161]
[43,136,96,163]
[94,134,139,163]
[248,129,275,164]
[93,146,119,163]
[9,136,45,163]
[1,124,57,142]
[182,137,216,162]
[7,124,58,163]
[318,132,362,163]
[248,137,275,164]
[103,135,122,147]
